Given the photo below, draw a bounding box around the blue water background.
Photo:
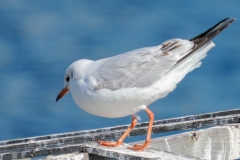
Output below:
[0,1,240,142]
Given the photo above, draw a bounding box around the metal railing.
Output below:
[0,108,239,159]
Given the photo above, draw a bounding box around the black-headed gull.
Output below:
[56,17,236,151]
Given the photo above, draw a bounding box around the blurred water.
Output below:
[0,1,239,141]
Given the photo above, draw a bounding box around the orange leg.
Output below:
[98,116,138,147]
[128,108,154,151]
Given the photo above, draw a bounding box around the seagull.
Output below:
[56,17,236,151]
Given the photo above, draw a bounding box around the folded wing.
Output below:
[89,39,193,90]
[89,17,236,91]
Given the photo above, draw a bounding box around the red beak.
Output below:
[56,87,69,102]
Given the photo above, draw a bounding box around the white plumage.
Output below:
[66,39,213,118]
[57,18,236,118]
[56,17,236,151]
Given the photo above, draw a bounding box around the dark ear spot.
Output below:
[66,76,70,82]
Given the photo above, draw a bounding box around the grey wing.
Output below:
[178,17,236,64]
[89,38,194,91]
[88,17,236,91]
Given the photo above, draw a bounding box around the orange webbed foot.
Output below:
[98,116,138,148]
[98,108,154,152]
[98,140,123,147]
[128,140,151,151]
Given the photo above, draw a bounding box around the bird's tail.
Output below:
[190,17,236,42]
[177,17,236,64]
[159,18,236,96]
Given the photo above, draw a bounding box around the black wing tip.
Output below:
[225,17,236,25]
[190,17,236,41]
[177,17,236,64]
[229,17,237,23]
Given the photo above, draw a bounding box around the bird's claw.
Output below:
[128,140,152,151]
[98,140,122,147]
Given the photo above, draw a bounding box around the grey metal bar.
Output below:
[0,108,239,159]
[1,108,240,146]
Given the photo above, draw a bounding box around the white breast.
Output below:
[70,79,157,118]
[69,42,215,118]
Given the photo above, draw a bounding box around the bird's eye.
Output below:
[66,76,70,82]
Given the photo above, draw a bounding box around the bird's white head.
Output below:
[56,59,93,102]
